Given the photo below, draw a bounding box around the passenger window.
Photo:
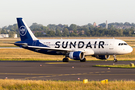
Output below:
[118,43,127,46]
[118,43,128,46]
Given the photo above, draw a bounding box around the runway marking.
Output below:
[64,74,70,76]
[101,71,105,73]
[52,75,57,77]
[31,77,37,79]
[58,74,63,76]
[88,74,135,75]
[38,76,45,78]
[45,62,69,64]
[24,71,112,79]
[0,73,56,76]
[25,74,135,79]
[1,71,116,80]
[89,72,93,74]
[76,73,82,75]
[45,76,51,77]
[0,70,111,77]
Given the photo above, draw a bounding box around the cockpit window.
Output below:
[118,43,127,46]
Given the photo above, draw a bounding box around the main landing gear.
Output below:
[113,55,117,62]
[62,57,86,62]
[63,57,69,62]
[80,58,86,62]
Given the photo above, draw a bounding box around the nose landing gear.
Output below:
[113,55,117,62]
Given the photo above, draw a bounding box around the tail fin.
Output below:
[17,18,38,41]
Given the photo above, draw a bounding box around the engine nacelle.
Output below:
[95,55,110,60]
[69,51,85,60]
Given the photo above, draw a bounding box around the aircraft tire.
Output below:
[80,58,86,62]
[63,58,69,62]
[114,59,117,62]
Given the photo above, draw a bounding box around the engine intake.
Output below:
[69,51,84,60]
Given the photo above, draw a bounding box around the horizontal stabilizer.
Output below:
[14,43,28,47]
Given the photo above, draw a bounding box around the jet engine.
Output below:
[69,51,85,60]
[94,55,110,60]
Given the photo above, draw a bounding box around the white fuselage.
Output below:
[16,18,133,62]
[38,39,133,55]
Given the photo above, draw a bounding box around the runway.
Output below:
[0,61,135,81]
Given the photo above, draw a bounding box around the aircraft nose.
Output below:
[127,46,133,53]
[121,46,133,54]
[128,46,133,53]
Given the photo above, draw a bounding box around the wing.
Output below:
[14,43,94,55]
[14,42,71,52]
[28,46,94,55]
[28,46,72,52]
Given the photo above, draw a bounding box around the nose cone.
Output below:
[128,46,133,53]
[120,46,133,54]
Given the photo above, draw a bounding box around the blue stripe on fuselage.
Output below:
[24,47,65,55]
[15,40,64,55]
[15,40,48,47]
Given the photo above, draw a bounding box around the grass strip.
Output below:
[0,79,135,90]
[0,46,18,47]
[93,64,135,68]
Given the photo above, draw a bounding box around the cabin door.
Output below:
[109,41,114,50]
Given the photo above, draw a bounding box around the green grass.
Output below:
[93,64,135,68]
[0,79,135,90]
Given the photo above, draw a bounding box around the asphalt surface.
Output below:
[0,61,135,81]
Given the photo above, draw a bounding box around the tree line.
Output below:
[0,22,135,37]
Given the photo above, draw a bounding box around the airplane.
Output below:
[14,18,133,62]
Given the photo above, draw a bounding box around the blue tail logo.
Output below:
[17,18,38,41]
[19,26,27,36]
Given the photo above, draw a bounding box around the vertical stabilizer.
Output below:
[17,18,38,41]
